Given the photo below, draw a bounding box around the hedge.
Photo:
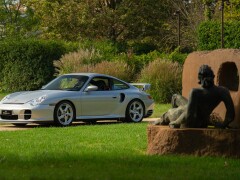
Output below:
[197,20,240,50]
[0,39,75,92]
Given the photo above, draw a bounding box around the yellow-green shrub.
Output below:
[138,59,182,103]
[90,61,133,82]
[54,49,133,82]
[54,49,100,75]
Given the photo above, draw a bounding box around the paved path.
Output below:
[0,118,158,131]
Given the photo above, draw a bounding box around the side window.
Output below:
[112,79,129,90]
[89,77,110,91]
[60,78,78,89]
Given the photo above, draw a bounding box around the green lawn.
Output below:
[0,123,240,179]
[0,94,239,179]
[152,103,171,118]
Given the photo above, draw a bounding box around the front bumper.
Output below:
[0,103,55,124]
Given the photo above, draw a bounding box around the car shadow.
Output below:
[0,120,123,130]
[0,119,153,131]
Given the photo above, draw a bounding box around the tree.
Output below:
[0,0,39,39]
[87,0,175,51]
[167,0,205,51]
[24,0,175,51]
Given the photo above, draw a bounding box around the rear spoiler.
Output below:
[130,83,151,91]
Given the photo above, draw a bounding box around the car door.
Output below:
[80,77,122,116]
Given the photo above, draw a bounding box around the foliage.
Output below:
[78,39,123,60]
[54,49,101,75]
[0,0,40,39]
[1,0,240,52]
[90,61,134,82]
[24,0,176,51]
[168,47,188,65]
[138,59,182,103]
[0,39,69,92]
[201,0,218,20]
[54,48,134,82]
[197,20,240,50]
[155,47,188,65]
[117,51,161,79]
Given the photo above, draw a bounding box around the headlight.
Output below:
[27,95,47,106]
[1,95,11,103]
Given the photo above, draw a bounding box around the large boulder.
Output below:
[147,125,240,158]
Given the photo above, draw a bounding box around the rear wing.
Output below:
[130,83,151,91]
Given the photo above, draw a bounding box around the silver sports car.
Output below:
[0,73,154,126]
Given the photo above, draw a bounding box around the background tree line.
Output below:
[0,0,239,102]
[1,0,239,52]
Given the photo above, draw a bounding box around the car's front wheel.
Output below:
[125,99,145,123]
[54,101,75,126]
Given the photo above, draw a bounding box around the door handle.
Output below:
[112,97,117,98]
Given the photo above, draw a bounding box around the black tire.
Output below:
[54,101,75,126]
[125,99,145,123]
[12,123,27,127]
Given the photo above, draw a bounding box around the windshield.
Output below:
[42,75,89,91]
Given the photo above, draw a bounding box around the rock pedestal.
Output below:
[147,125,240,158]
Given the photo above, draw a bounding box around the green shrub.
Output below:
[168,47,188,65]
[138,59,182,103]
[198,20,240,50]
[127,41,157,55]
[118,50,162,78]
[0,39,68,92]
[120,50,187,81]
[78,39,121,61]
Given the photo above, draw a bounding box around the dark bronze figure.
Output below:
[154,65,235,128]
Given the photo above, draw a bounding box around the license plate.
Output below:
[2,110,12,115]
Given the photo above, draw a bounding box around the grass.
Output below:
[152,103,171,118]
[0,123,240,179]
[0,93,239,179]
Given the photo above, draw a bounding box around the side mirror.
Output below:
[85,85,98,92]
[41,85,46,89]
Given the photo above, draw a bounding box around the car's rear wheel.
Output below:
[125,99,145,122]
[54,101,75,126]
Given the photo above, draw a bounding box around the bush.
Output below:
[55,49,134,82]
[78,39,121,61]
[118,50,162,78]
[0,39,68,92]
[138,59,182,103]
[198,20,240,50]
[127,41,157,55]
[54,49,101,75]
[90,61,134,82]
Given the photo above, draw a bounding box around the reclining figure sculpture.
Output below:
[154,64,235,128]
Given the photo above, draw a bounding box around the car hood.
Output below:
[2,90,74,104]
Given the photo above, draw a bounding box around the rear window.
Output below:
[112,79,129,90]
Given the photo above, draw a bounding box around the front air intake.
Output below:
[24,110,32,120]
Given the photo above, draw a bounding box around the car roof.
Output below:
[64,73,117,79]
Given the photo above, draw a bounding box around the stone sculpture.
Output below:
[153,64,235,128]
